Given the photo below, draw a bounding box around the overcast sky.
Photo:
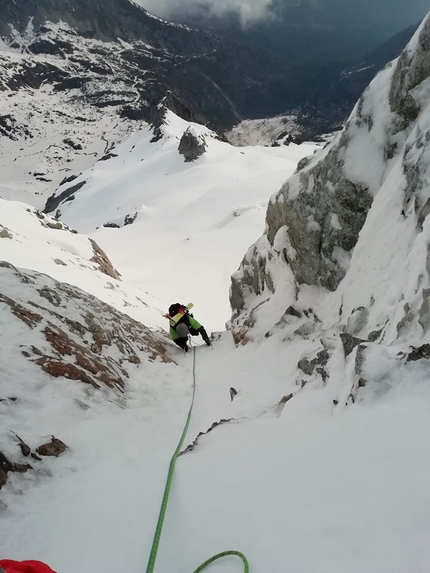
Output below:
[135,0,429,30]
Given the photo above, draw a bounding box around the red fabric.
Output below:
[0,561,57,573]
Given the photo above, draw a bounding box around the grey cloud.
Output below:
[134,0,273,27]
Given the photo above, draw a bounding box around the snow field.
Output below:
[2,334,430,572]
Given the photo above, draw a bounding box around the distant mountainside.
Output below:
[0,0,425,207]
[0,0,206,45]
[0,0,263,128]
[0,0,272,204]
[165,2,425,134]
[294,22,421,136]
[1,0,422,136]
[170,0,428,65]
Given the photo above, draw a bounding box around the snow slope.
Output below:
[43,111,319,331]
[0,199,167,329]
[2,333,430,573]
[226,114,301,146]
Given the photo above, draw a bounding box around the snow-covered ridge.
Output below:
[44,111,319,232]
[38,109,319,329]
[0,198,168,328]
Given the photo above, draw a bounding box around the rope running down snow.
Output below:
[145,345,249,573]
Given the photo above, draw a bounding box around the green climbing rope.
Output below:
[145,346,249,573]
[193,550,249,573]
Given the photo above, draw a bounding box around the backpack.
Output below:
[168,303,194,328]
[169,303,187,317]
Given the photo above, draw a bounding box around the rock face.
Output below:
[36,437,67,457]
[178,127,207,162]
[0,205,176,493]
[231,14,430,318]
[89,239,121,280]
[229,14,430,407]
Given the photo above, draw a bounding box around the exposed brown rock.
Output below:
[278,393,293,405]
[20,442,31,457]
[38,286,62,307]
[89,238,121,280]
[45,221,63,230]
[180,419,233,456]
[36,357,101,388]
[2,263,173,394]
[84,312,113,352]
[36,437,67,457]
[0,293,42,328]
[12,433,32,457]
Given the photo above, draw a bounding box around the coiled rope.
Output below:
[145,346,249,573]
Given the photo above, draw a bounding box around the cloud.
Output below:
[134,0,273,27]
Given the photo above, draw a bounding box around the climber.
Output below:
[0,560,57,573]
[166,303,211,352]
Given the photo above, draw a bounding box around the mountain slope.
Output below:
[0,0,318,133]
[0,198,169,327]
[40,110,319,330]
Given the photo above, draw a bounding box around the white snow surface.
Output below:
[1,52,430,573]
[2,330,430,573]
[226,114,301,147]
[48,111,319,331]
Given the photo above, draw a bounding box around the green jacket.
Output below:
[170,315,202,340]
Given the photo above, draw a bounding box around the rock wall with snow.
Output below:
[230,13,430,405]
[0,260,173,489]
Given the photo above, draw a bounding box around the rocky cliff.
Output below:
[229,13,430,406]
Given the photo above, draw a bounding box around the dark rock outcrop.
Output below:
[178,127,207,162]
[0,451,32,489]
[44,181,86,214]
[406,344,430,361]
[340,333,365,358]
